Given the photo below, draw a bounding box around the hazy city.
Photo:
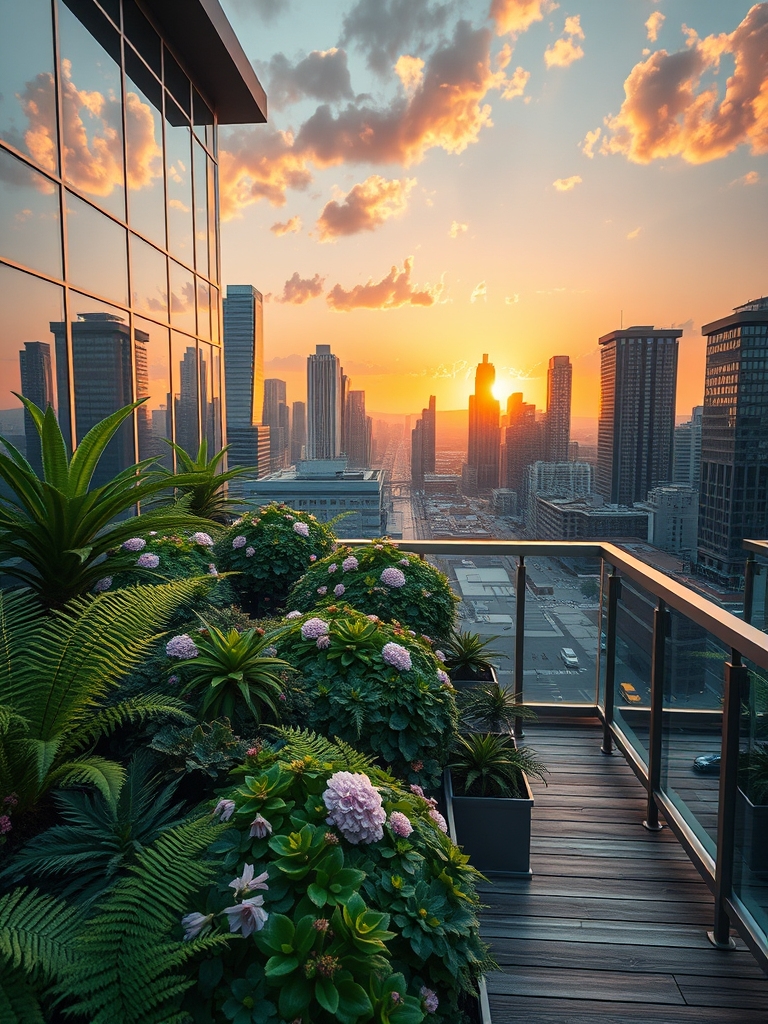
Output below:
[1,0,767,1021]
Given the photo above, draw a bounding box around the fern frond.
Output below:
[62,694,193,755]
[274,727,379,774]
[0,591,43,703]
[46,755,125,807]
[0,887,80,980]
[0,965,45,1024]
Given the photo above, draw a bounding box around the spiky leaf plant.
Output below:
[458,680,537,734]
[449,733,548,798]
[443,630,504,680]
[156,439,255,522]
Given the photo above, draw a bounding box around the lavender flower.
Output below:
[249,814,272,838]
[166,634,199,659]
[334,584,345,597]
[323,771,386,845]
[421,987,439,1014]
[301,617,329,640]
[388,811,413,838]
[167,674,179,686]
[122,537,146,552]
[342,555,359,571]
[381,642,412,672]
[435,650,446,663]
[222,896,268,937]
[316,635,331,650]
[181,911,213,941]
[410,784,425,798]
[229,864,269,898]
[191,531,214,547]
[429,808,448,834]
[309,554,317,561]
[213,798,236,821]
[208,564,219,576]
[293,521,310,537]
[232,535,247,549]
[399,558,409,566]
[286,610,301,619]
[380,567,406,588]
[317,586,328,596]
[245,546,255,557]
[93,576,112,593]
[136,553,160,569]
[327,563,338,574]
[284,514,294,521]
[437,669,451,686]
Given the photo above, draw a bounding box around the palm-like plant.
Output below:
[0,398,214,607]
[158,439,255,521]
[450,733,548,798]
[443,629,504,680]
[176,624,291,722]
[0,580,205,814]
[459,680,537,734]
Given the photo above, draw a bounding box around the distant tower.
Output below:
[596,326,681,505]
[263,378,290,470]
[465,355,499,492]
[223,284,270,476]
[411,395,436,490]
[500,393,543,508]
[307,344,342,459]
[545,355,572,462]
[19,341,54,475]
[346,390,370,468]
[291,401,306,463]
[176,345,200,458]
[674,405,703,488]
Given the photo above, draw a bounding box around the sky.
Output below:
[217,0,768,420]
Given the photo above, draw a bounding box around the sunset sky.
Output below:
[217,0,768,420]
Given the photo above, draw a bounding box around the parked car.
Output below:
[619,682,642,704]
[560,647,579,668]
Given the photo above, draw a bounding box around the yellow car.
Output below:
[619,682,642,704]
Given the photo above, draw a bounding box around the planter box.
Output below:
[451,664,498,693]
[444,766,533,877]
[736,788,768,876]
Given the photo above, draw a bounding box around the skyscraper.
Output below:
[545,355,572,462]
[223,284,270,476]
[697,297,768,587]
[500,393,544,507]
[464,355,500,492]
[596,326,681,505]
[411,395,436,490]
[307,344,342,459]
[673,405,703,488]
[291,401,306,463]
[175,345,200,458]
[346,390,370,468]
[263,378,290,470]
[19,341,54,475]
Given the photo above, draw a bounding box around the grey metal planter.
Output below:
[450,664,499,693]
[736,788,768,875]
[444,767,533,877]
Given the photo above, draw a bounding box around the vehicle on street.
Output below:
[619,682,642,704]
[560,647,579,668]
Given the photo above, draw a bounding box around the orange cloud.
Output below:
[219,126,314,218]
[553,174,582,190]
[275,272,326,304]
[270,215,302,235]
[394,55,425,93]
[626,226,641,239]
[581,126,601,158]
[545,15,585,68]
[489,0,558,36]
[449,220,468,237]
[326,256,442,311]
[602,4,768,164]
[470,280,487,303]
[645,10,665,43]
[316,175,415,240]
[730,170,761,186]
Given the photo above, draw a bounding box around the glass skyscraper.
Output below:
[0,0,266,473]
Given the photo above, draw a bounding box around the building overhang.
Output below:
[144,0,267,123]
[599,327,683,345]
[701,309,768,336]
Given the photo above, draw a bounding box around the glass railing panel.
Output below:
[750,554,768,633]
[597,559,610,710]
[659,610,726,858]
[612,575,655,765]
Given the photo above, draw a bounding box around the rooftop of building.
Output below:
[538,496,649,516]
[256,460,383,483]
[598,325,684,344]
[702,296,768,335]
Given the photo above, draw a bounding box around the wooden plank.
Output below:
[482,892,711,926]
[479,875,712,903]
[480,915,724,949]
[486,995,768,1023]
[486,966,684,1004]
[519,854,700,881]
[674,975,768,1010]
[530,837,690,860]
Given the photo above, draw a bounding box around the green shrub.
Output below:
[287,541,457,640]
[214,504,336,616]
[267,606,457,788]
[149,719,255,782]
[180,730,492,1024]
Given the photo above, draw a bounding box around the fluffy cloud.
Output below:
[581,126,601,158]
[626,226,641,239]
[316,175,415,240]
[645,10,665,43]
[553,174,582,190]
[449,220,468,237]
[274,272,326,304]
[340,0,453,74]
[730,170,761,186]
[470,281,487,302]
[219,126,313,217]
[262,48,354,109]
[602,4,768,164]
[270,215,302,235]
[394,55,426,94]
[490,0,558,37]
[545,14,585,68]
[326,256,442,311]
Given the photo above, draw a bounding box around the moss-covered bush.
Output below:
[287,542,457,641]
[268,606,457,788]
[214,504,337,616]
[180,730,491,1024]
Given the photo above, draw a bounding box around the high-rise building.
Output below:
[545,355,572,462]
[346,390,370,468]
[673,405,703,488]
[175,344,200,458]
[307,344,342,459]
[697,297,768,588]
[19,341,54,475]
[525,460,593,535]
[464,355,500,493]
[223,284,271,477]
[0,1,266,475]
[639,485,698,558]
[499,392,544,508]
[596,326,681,505]
[291,401,306,463]
[410,395,436,490]
[411,419,424,488]
[263,378,290,470]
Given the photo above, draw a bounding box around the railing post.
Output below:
[601,568,622,756]
[514,555,526,740]
[743,552,756,626]
[709,651,748,950]
[643,599,667,832]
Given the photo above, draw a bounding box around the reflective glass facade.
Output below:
[0,0,222,471]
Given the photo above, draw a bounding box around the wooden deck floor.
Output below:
[479,721,768,1023]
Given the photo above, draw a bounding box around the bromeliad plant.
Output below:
[288,541,458,641]
[449,733,548,799]
[269,606,458,787]
[156,439,255,522]
[0,398,213,608]
[180,729,492,1024]
[443,629,504,682]
[459,680,537,734]
[214,503,337,616]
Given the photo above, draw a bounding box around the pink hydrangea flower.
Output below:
[249,814,272,838]
[310,554,317,561]
[245,546,255,557]
[388,811,413,838]
[284,514,294,521]
[213,798,236,821]
[334,584,345,597]
[317,586,328,596]
[380,567,406,588]
[316,635,331,650]
[122,537,146,552]
[181,911,214,941]
[0,815,12,835]
[421,987,439,1013]
[293,521,310,537]
[223,896,268,937]
[166,634,198,659]
[323,771,386,845]
[191,531,214,547]
[437,670,451,686]
[367,614,379,622]
[232,535,247,549]
[382,642,412,672]
[327,563,338,574]
[137,553,160,569]
[435,650,446,662]
[301,617,329,640]
[342,555,359,571]
[93,576,112,593]
[286,610,302,619]
[229,864,269,897]
[208,564,219,576]
[410,784,425,798]
[429,808,448,834]
[399,558,409,566]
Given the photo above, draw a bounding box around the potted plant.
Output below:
[443,630,504,690]
[736,743,768,876]
[447,733,547,876]
[458,679,537,734]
